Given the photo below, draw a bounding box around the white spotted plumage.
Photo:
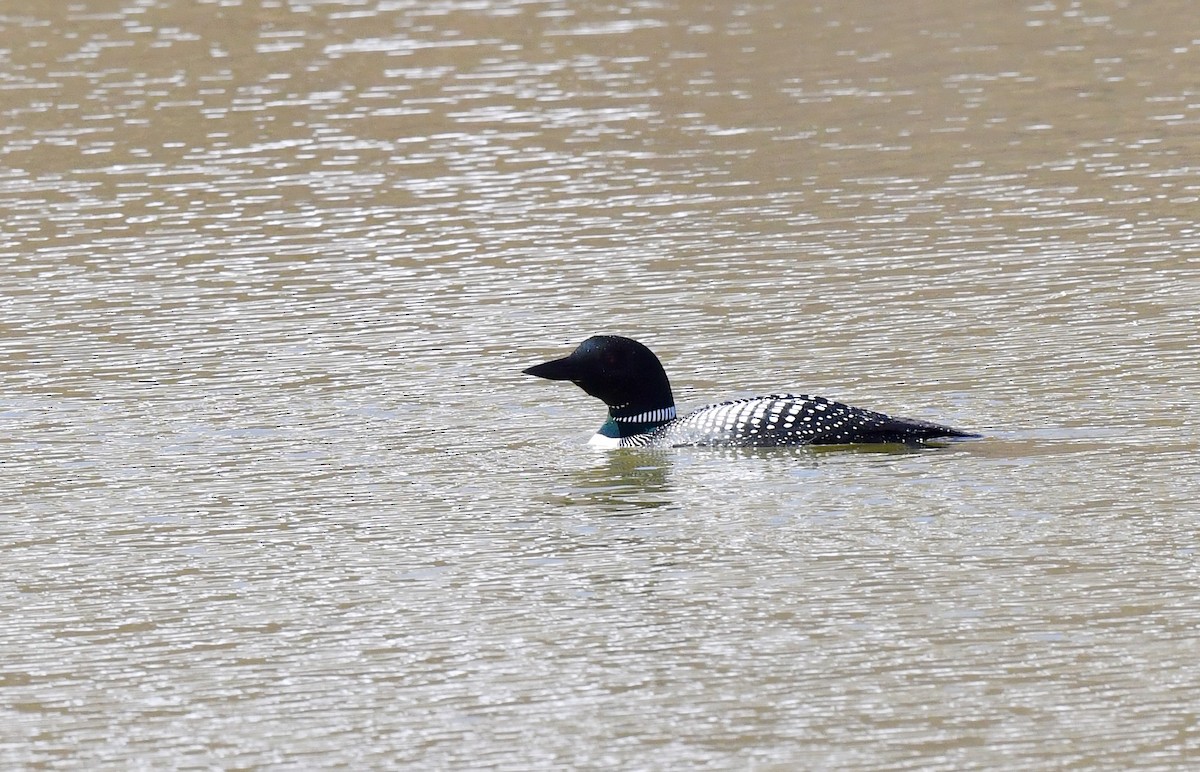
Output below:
[617,394,924,448]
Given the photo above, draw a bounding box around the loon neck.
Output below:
[597,404,677,440]
[612,405,676,424]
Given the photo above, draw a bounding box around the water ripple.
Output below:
[3,0,1199,769]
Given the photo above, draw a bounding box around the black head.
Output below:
[522,335,674,415]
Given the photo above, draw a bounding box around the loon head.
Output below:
[522,335,675,417]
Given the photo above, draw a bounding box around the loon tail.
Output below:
[858,416,980,444]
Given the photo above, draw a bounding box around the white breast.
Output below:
[587,432,622,449]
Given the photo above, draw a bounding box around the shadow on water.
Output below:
[541,439,967,517]
[550,450,677,516]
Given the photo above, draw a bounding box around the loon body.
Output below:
[523,335,977,449]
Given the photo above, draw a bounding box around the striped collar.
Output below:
[612,406,676,424]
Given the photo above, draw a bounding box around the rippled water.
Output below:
[3,1,1198,768]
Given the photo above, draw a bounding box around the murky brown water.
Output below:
[3,1,1198,768]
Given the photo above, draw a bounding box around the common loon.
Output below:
[523,335,978,448]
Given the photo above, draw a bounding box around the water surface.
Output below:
[2,1,1198,768]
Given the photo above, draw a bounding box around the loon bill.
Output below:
[522,335,979,448]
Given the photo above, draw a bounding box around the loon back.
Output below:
[616,394,975,448]
[523,335,978,448]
